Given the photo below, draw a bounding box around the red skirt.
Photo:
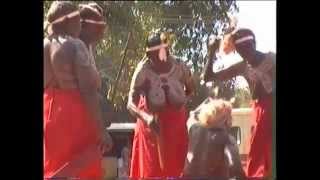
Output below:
[129,96,188,178]
[246,95,273,178]
[43,88,103,179]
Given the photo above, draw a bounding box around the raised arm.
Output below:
[203,55,247,83]
[203,38,246,82]
[203,37,217,82]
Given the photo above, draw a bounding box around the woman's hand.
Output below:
[146,114,160,135]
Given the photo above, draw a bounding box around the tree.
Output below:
[233,87,252,108]
[43,1,239,122]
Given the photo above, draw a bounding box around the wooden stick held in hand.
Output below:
[153,114,164,171]
[156,134,164,171]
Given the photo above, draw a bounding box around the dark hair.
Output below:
[87,2,104,16]
[46,1,78,36]
[232,28,256,44]
[47,1,77,23]
[146,33,161,48]
[146,32,168,48]
[79,3,104,22]
[232,28,257,59]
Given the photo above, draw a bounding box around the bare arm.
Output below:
[72,40,105,136]
[44,38,52,89]
[203,38,246,82]
[203,53,246,82]
[127,61,155,125]
[203,49,216,82]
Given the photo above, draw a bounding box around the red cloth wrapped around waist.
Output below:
[43,88,102,178]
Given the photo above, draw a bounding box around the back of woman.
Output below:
[43,2,104,179]
[45,36,91,88]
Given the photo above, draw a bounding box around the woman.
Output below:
[203,28,275,179]
[44,1,110,179]
[79,2,106,68]
[182,98,246,180]
[78,2,113,148]
[127,32,195,178]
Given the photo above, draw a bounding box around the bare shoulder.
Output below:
[268,51,276,64]
[129,56,149,87]
[64,38,90,66]
[63,38,86,53]
[171,56,191,76]
[257,52,276,72]
[68,38,87,51]
[50,37,86,53]
[47,37,90,68]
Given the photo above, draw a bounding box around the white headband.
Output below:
[47,11,80,26]
[45,11,80,31]
[234,35,254,44]
[81,19,106,25]
[146,44,168,52]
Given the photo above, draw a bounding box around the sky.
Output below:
[219,1,277,89]
[236,1,276,53]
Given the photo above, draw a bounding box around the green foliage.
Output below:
[233,88,252,108]
[43,1,248,122]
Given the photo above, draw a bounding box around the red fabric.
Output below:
[246,95,272,178]
[129,96,188,178]
[43,88,103,179]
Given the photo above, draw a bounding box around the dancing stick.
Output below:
[154,115,164,171]
[110,31,132,104]
[156,135,164,171]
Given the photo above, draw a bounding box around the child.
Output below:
[182,98,246,180]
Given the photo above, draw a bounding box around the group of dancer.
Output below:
[44,2,111,179]
[44,1,275,180]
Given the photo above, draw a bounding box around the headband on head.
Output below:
[79,4,106,26]
[88,2,103,14]
[79,4,102,17]
[80,19,106,25]
[45,10,80,31]
[46,10,80,26]
[234,35,254,45]
[146,32,169,62]
[146,43,168,62]
[146,43,168,52]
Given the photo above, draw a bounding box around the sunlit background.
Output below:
[237,1,276,53]
[224,1,276,89]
